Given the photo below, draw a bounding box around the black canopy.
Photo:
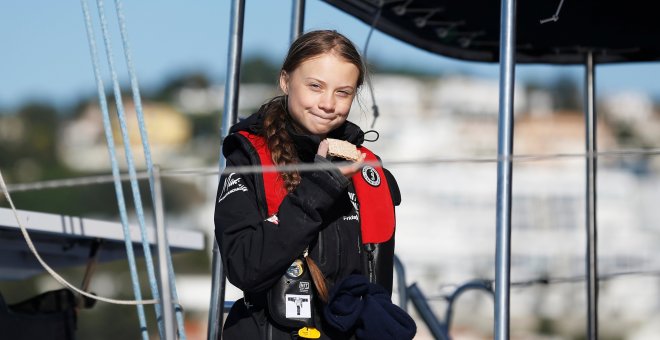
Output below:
[321,0,660,64]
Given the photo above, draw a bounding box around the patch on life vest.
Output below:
[286,259,304,278]
[218,173,248,202]
[298,281,310,293]
[285,294,312,318]
[361,166,381,187]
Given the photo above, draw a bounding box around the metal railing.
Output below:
[215,254,494,340]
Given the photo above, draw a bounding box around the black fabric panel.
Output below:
[321,0,660,64]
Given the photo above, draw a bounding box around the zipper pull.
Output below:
[364,243,376,283]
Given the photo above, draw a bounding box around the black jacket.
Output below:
[214,111,401,340]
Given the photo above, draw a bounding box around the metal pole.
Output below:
[494,0,516,339]
[584,51,598,340]
[290,0,306,43]
[220,0,245,158]
[208,241,226,340]
[408,283,449,340]
[445,280,494,331]
[208,1,245,339]
[393,254,408,312]
[153,165,175,339]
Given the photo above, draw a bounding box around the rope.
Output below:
[112,0,186,337]
[0,169,158,306]
[80,1,151,336]
[5,147,660,193]
[93,0,166,337]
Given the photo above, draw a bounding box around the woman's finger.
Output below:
[317,139,329,158]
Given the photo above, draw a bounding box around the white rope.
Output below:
[0,168,159,306]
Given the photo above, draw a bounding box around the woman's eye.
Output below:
[337,90,352,97]
[309,83,321,89]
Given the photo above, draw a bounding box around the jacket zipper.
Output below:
[317,231,325,265]
[335,223,342,271]
[365,243,376,283]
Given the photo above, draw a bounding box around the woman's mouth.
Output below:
[310,111,335,121]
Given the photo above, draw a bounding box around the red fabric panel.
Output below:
[238,131,287,217]
[353,148,396,244]
[238,131,395,243]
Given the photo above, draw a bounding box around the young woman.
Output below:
[215,30,409,340]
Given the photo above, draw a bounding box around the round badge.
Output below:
[286,259,304,278]
[361,166,381,187]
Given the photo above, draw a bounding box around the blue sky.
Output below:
[2,0,660,111]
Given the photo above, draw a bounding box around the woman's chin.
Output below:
[309,125,336,137]
[308,120,343,136]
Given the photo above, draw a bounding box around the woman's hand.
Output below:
[317,139,366,178]
[340,152,366,178]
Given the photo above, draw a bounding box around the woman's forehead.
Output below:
[293,53,359,85]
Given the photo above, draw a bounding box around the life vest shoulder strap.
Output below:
[353,146,396,244]
[237,131,287,217]
[237,131,395,243]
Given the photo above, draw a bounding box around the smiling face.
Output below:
[279,52,360,138]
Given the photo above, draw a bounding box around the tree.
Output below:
[551,74,581,111]
[17,102,59,165]
[153,72,212,102]
[241,56,279,84]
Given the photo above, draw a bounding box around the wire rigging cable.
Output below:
[362,0,383,129]
[5,147,660,194]
[426,268,660,301]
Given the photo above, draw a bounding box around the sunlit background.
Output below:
[2,1,660,339]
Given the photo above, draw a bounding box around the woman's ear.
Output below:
[279,71,289,94]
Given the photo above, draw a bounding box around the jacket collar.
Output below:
[232,111,366,162]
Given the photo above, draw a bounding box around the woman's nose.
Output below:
[318,93,335,112]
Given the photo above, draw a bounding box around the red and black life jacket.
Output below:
[238,131,395,244]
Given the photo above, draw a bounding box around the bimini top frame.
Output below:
[322,0,660,64]
[318,1,653,339]
[212,0,657,339]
